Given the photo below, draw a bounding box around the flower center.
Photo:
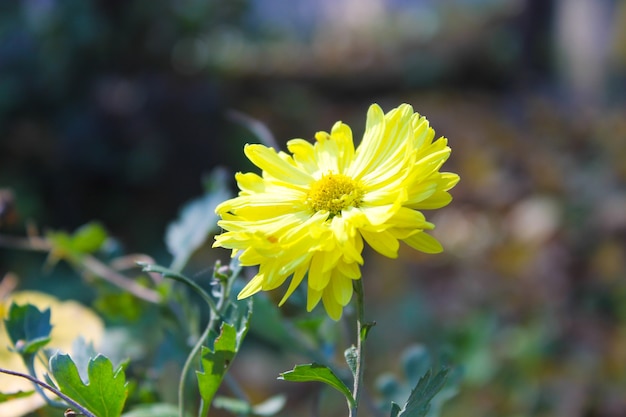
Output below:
[307,173,363,217]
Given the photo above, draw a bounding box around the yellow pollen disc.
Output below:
[307,173,363,217]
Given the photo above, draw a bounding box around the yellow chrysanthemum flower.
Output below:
[214,103,459,320]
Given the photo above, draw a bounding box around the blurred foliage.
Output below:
[1,0,626,416]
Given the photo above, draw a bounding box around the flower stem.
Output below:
[350,278,366,417]
[179,282,229,417]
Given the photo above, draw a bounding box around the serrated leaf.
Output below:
[4,303,52,354]
[390,402,402,417]
[196,302,250,415]
[49,353,128,417]
[0,390,35,402]
[166,168,231,271]
[397,368,449,417]
[344,346,358,378]
[121,403,181,417]
[278,363,355,407]
[196,324,238,410]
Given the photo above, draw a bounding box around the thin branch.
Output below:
[110,254,163,284]
[0,233,162,304]
[350,279,366,417]
[0,367,96,417]
[81,255,161,303]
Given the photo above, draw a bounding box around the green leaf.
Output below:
[390,402,402,417]
[195,296,251,416]
[71,222,108,253]
[0,390,35,402]
[47,222,108,262]
[196,324,238,410]
[121,403,181,417]
[4,303,52,354]
[49,353,128,417]
[278,363,355,407]
[376,345,460,417]
[397,368,449,417]
[165,168,231,271]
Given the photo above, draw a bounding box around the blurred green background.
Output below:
[1,0,626,416]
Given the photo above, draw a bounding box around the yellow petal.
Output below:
[330,272,354,306]
[360,229,400,258]
[0,291,104,417]
[244,144,312,186]
[279,266,307,306]
[238,274,265,299]
[308,252,335,290]
[403,232,443,253]
[322,287,343,321]
[307,286,323,311]
[336,260,362,279]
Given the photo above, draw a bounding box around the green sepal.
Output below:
[278,363,355,408]
[0,390,35,402]
[4,303,52,354]
[49,353,128,417]
[360,321,376,341]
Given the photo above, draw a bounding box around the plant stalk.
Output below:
[350,279,366,417]
[177,276,230,417]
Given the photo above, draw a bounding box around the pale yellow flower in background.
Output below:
[0,291,104,417]
[214,103,459,320]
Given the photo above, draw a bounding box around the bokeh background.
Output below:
[1,0,626,416]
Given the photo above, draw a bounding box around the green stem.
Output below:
[24,354,66,409]
[350,279,366,417]
[179,281,230,417]
[0,367,96,417]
